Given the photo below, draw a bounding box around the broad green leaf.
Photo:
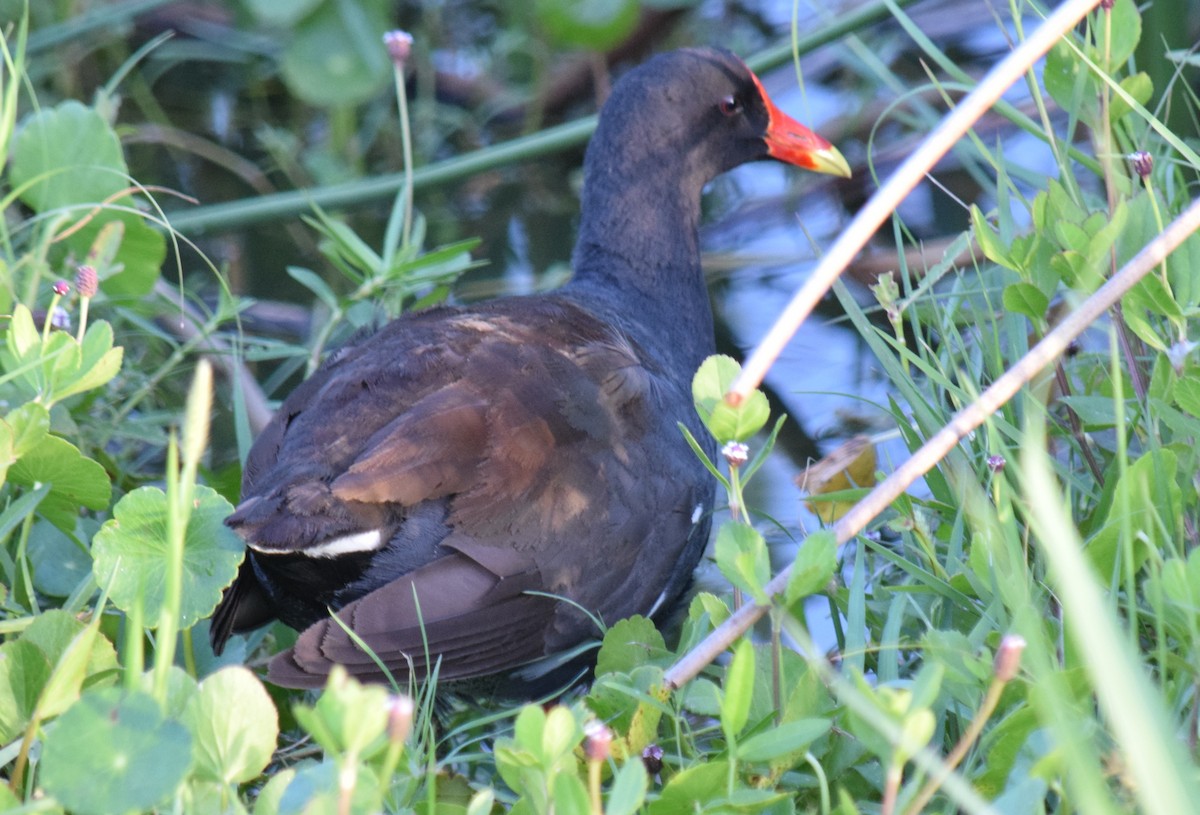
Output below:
[279,0,390,107]
[1058,395,1119,427]
[33,621,101,721]
[1168,230,1200,310]
[1049,250,1104,293]
[8,434,111,531]
[141,665,199,720]
[552,773,590,815]
[898,708,937,760]
[692,355,770,443]
[908,661,946,712]
[536,0,640,50]
[786,530,837,605]
[1105,0,1142,68]
[721,640,755,740]
[580,665,665,751]
[973,706,1041,797]
[10,100,128,212]
[67,209,166,298]
[291,665,390,757]
[1086,449,1179,578]
[1110,72,1153,121]
[646,761,729,815]
[595,615,667,676]
[1043,41,1099,124]
[1122,303,1167,351]
[40,330,83,401]
[253,767,297,815]
[91,485,242,627]
[0,639,50,742]
[0,402,49,485]
[681,676,722,717]
[184,666,278,784]
[843,673,907,760]
[542,705,581,765]
[688,591,731,629]
[40,688,193,815]
[1002,282,1049,321]
[5,402,49,457]
[181,779,251,815]
[713,522,770,604]
[466,789,497,815]
[5,303,39,360]
[244,0,322,25]
[513,703,547,756]
[21,611,119,719]
[1053,220,1090,255]
[970,205,1014,269]
[1174,376,1200,419]
[1128,272,1184,321]
[53,319,122,401]
[607,760,648,815]
[736,718,830,762]
[0,784,18,811]
[273,760,382,815]
[29,520,93,597]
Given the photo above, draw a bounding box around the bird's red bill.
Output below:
[749,71,851,178]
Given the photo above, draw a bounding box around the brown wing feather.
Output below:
[220,298,708,684]
[267,551,554,687]
[331,384,489,504]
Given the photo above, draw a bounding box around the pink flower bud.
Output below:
[75,265,99,298]
[993,634,1026,682]
[386,694,414,743]
[383,30,413,68]
[1129,151,1153,179]
[722,441,750,468]
[52,280,70,297]
[583,720,612,762]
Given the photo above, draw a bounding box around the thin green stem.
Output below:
[394,62,415,252]
[804,751,831,815]
[76,296,90,344]
[152,433,183,699]
[14,510,36,613]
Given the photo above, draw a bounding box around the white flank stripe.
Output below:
[301,529,383,559]
[647,588,670,618]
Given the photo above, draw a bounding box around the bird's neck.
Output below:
[565,169,716,374]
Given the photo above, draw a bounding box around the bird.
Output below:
[209,46,849,690]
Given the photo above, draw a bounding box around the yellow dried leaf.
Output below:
[797,435,877,523]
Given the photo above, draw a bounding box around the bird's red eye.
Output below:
[718,95,742,116]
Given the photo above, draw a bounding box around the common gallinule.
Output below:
[210,46,849,689]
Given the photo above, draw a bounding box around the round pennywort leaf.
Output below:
[10,101,128,213]
[91,485,243,628]
[40,688,193,815]
[184,666,278,784]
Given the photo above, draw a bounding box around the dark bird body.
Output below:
[210,47,849,689]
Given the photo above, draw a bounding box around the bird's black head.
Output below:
[586,47,849,194]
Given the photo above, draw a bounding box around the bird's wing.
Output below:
[267,549,553,688]
[224,300,691,685]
